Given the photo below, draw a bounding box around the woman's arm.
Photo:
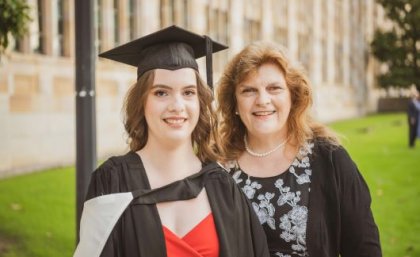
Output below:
[332,147,382,257]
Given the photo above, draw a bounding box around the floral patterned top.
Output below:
[227,142,314,257]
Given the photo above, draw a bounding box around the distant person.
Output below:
[73,26,269,257]
[408,86,420,148]
[216,41,382,257]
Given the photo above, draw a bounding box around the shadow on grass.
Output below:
[0,233,20,256]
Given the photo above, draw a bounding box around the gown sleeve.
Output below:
[332,147,382,257]
[80,158,126,257]
[86,159,118,200]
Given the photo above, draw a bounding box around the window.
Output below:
[183,0,189,28]
[129,0,136,39]
[95,0,102,52]
[55,0,65,56]
[297,0,312,70]
[273,0,288,47]
[160,0,173,27]
[207,2,229,73]
[160,0,188,28]
[114,0,120,45]
[14,39,23,53]
[34,0,44,53]
[243,0,261,44]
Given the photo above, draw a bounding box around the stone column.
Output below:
[310,0,322,118]
[41,0,53,55]
[15,35,30,54]
[310,0,322,84]
[131,0,142,37]
[342,0,350,87]
[139,0,160,35]
[365,0,377,112]
[100,0,115,52]
[287,0,298,59]
[160,0,171,27]
[173,0,184,27]
[63,0,74,57]
[261,0,273,40]
[229,0,244,55]
[118,0,130,44]
[326,0,335,84]
[190,0,206,33]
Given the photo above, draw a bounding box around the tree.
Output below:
[0,0,31,55]
[371,0,420,89]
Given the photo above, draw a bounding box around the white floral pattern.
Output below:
[235,170,262,199]
[275,253,291,257]
[231,142,314,257]
[253,192,276,229]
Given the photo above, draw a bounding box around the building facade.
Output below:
[0,0,380,176]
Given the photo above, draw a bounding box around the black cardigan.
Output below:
[306,141,382,257]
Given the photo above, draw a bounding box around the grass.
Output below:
[0,113,419,257]
[330,113,420,257]
[0,167,75,257]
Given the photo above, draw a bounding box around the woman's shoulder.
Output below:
[312,138,346,158]
[94,152,139,175]
[311,138,361,180]
[87,152,142,198]
[201,160,234,176]
[201,161,243,187]
[213,160,239,174]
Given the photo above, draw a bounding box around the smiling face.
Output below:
[144,68,200,145]
[235,62,291,139]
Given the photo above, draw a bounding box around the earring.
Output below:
[235,111,239,115]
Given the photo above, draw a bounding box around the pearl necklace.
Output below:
[244,135,288,158]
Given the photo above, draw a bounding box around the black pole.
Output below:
[75,0,96,243]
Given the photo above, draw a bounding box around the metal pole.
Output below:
[75,0,96,243]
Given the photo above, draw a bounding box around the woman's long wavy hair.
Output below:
[216,41,339,161]
[123,69,219,162]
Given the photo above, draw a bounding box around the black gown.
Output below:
[75,151,270,257]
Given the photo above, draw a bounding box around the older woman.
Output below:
[216,41,381,257]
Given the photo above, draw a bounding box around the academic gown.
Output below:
[74,151,270,257]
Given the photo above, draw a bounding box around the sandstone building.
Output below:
[0,0,380,176]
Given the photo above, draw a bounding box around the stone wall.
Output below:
[0,54,134,178]
[377,97,410,113]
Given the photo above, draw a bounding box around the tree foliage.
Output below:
[371,0,420,89]
[0,0,32,55]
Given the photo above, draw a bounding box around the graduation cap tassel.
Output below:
[204,36,213,89]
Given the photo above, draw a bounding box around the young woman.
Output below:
[74,26,269,257]
[217,41,382,257]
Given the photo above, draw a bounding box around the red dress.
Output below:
[162,213,219,257]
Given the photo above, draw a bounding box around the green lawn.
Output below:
[0,167,75,257]
[330,113,420,257]
[0,113,419,257]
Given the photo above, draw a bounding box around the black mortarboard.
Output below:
[99,25,228,88]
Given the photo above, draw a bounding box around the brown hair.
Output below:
[216,41,339,160]
[124,69,219,162]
